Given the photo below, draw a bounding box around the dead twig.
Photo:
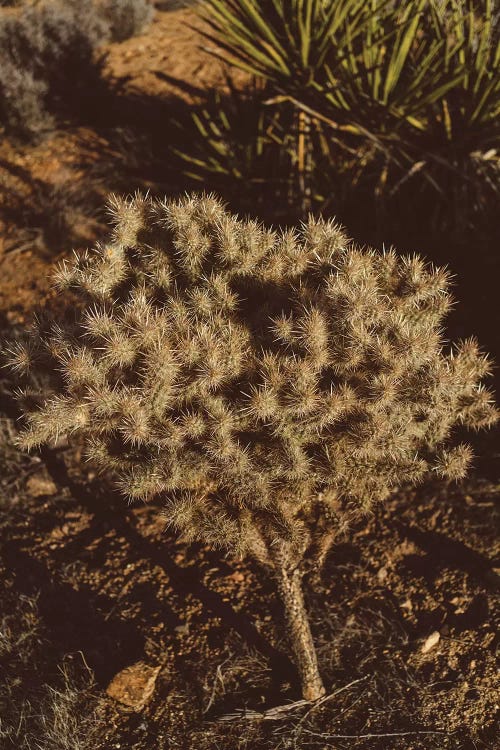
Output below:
[301,728,447,740]
[216,699,310,723]
[215,676,369,723]
[299,675,369,721]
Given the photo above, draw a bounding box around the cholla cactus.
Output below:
[8,194,497,700]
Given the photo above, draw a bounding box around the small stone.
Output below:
[421,631,440,654]
[26,471,58,497]
[106,662,161,710]
[377,567,388,582]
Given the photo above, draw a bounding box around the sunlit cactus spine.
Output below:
[7,193,497,701]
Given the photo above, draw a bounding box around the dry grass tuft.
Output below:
[0,591,104,750]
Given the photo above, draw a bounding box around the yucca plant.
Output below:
[414,0,500,228]
[338,0,500,227]
[6,194,497,701]
[198,0,368,88]
[197,0,500,229]
[197,1,441,153]
[196,0,377,214]
[315,0,463,203]
[173,75,348,219]
[174,83,365,219]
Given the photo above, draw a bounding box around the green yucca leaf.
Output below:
[199,0,373,86]
[428,0,500,129]
[404,72,466,123]
[382,0,427,104]
[171,78,302,214]
[470,76,500,125]
[198,0,290,75]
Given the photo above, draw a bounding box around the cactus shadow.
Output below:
[1,541,145,685]
[396,522,500,590]
[39,445,298,694]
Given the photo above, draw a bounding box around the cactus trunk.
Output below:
[275,563,325,702]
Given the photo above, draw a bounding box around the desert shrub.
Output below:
[0,0,157,138]
[19,0,108,107]
[198,0,500,231]
[0,0,110,138]
[0,61,53,137]
[100,0,154,42]
[7,193,497,699]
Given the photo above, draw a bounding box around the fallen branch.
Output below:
[216,699,309,723]
[215,676,369,723]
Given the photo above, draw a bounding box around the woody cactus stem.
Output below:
[274,557,325,700]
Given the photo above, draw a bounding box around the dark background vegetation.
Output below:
[0,1,498,748]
